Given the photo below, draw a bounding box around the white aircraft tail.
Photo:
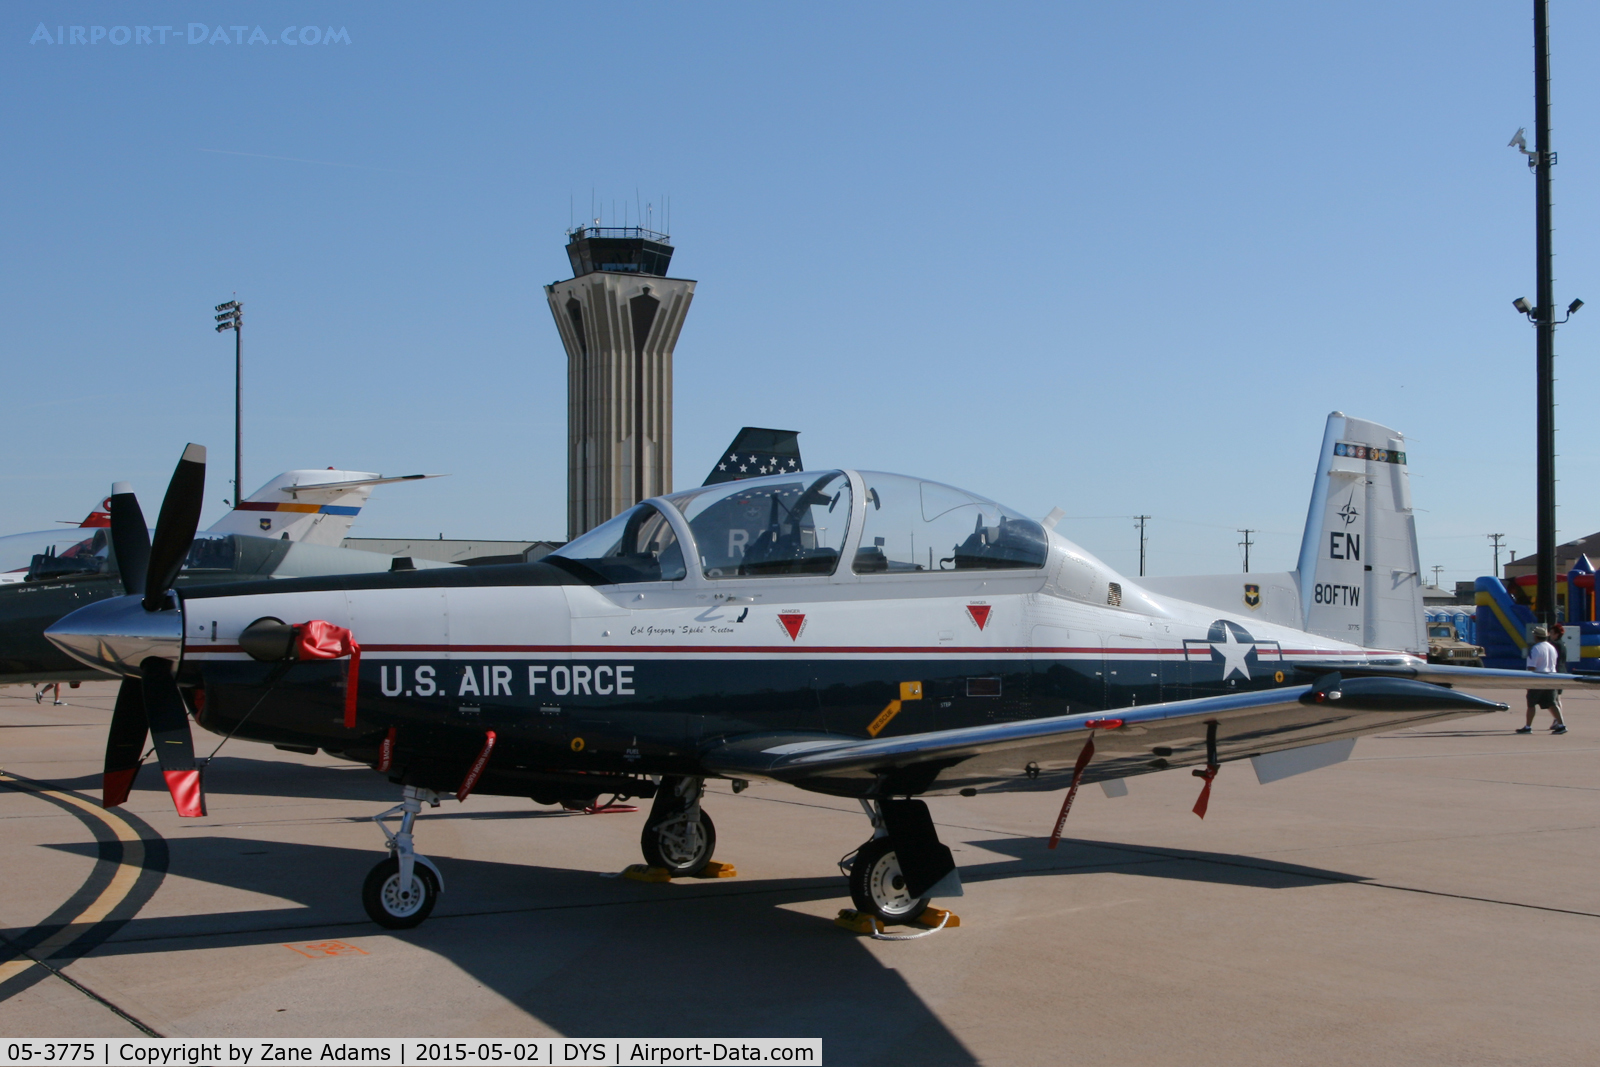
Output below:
[206,470,441,546]
[1295,412,1425,654]
[1139,411,1425,654]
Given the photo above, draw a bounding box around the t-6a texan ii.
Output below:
[45,414,1578,929]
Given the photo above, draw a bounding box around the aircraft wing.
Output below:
[1294,661,1600,689]
[701,675,1505,797]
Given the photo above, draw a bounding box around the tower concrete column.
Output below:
[545,227,695,538]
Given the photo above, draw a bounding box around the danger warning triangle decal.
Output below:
[966,604,992,631]
[777,613,807,641]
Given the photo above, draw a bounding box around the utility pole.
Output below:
[1431,565,1445,589]
[1237,529,1254,573]
[1489,533,1506,576]
[214,300,243,505]
[1133,515,1150,577]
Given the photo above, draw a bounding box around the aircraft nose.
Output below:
[45,594,184,678]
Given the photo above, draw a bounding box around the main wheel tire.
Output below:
[362,855,439,929]
[640,807,716,876]
[848,837,929,923]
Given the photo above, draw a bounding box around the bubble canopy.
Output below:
[550,470,1049,584]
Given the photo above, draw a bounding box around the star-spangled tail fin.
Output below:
[1295,412,1425,655]
[702,428,803,486]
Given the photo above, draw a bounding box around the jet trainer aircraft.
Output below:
[46,415,1582,930]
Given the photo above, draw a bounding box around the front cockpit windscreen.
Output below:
[548,503,686,584]
[853,472,1049,574]
[0,529,245,586]
[664,471,852,579]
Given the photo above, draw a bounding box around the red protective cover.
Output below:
[102,767,138,809]
[456,731,497,801]
[163,769,206,818]
[1191,764,1220,819]
[1046,735,1096,850]
[294,620,362,729]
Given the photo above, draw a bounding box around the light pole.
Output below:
[1509,0,1582,625]
[214,300,243,505]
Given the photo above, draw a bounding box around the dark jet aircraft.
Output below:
[46,422,1578,931]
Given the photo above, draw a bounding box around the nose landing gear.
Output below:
[364,785,446,929]
[640,775,717,876]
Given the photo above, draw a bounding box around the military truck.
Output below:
[1426,620,1485,667]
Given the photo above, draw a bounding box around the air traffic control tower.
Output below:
[545,227,695,538]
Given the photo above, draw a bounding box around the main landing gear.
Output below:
[844,799,962,923]
[640,775,717,876]
[364,785,446,929]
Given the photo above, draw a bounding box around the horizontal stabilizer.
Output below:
[1293,660,1600,689]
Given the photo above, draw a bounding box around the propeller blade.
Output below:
[107,482,150,598]
[140,657,205,817]
[142,443,206,612]
[102,677,149,808]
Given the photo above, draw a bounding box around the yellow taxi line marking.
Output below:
[0,771,147,984]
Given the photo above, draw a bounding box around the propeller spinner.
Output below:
[45,444,209,816]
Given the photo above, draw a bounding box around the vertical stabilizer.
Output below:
[1297,413,1425,653]
[206,470,439,546]
[703,428,803,485]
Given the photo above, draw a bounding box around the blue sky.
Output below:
[4,2,1597,584]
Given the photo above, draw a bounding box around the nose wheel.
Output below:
[640,776,717,876]
[848,836,929,923]
[362,855,439,928]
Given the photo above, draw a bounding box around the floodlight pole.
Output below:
[214,301,243,504]
[1533,0,1556,625]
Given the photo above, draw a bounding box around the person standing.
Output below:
[1519,625,1568,734]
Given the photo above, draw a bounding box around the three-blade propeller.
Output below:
[103,444,208,816]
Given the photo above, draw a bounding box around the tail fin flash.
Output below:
[703,428,803,486]
[1297,412,1425,653]
[78,496,112,528]
[206,470,442,546]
